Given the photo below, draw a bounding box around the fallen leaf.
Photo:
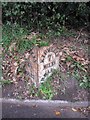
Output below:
[37,38,41,41]
[54,111,61,116]
[59,52,63,56]
[35,44,39,46]
[61,58,66,61]
[25,53,30,59]
[13,77,16,82]
[66,62,71,67]
[19,59,25,64]
[14,62,18,66]
[72,108,77,112]
[9,42,16,51]
[32,104,37,108]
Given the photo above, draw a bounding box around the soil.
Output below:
[2,28,89,101]
[2,76,89,101]
[52,77,89,102]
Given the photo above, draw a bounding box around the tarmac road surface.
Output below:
[0,98,89,119]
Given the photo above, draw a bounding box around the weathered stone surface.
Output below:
[25,44,60,87]
[25,47,38,86]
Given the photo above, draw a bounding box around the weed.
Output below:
[65,55,73,62]
[17,39,33,53]
[38,69,60,99]
[2,25,14,51]
[45,26,76,39]
[39,80,53,100]
[2,24,29,52]
[72,70,81,80]
[0,79,13,85]
[38,41,49,47]
[29,85,36,96]
[31,39,49,47]
[72,69,89,88]
[63,54,89,88]
[26,70,57,99]
[2,24,49,54]
[79,75,90,88]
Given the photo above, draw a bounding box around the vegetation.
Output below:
[1,2,89,100]
[67,58,89,88]
[2,2,90,30]
[27,69,61,100]
[0,79,13,85]
[2,24,49,53]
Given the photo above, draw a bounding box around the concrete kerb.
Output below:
[0,98,89,108]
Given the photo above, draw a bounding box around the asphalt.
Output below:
[0,98,90,119]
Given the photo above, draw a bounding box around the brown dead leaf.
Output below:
[19,59,25,64]
[37,38,41,41]
[59,52,63,56]
[14,62,18,66]
[61,58,66,61]
[72,55,78,60]
[32,104,38,108]
[26,35,33,40]
[35,44,39,46]
[12,77,16,82]
[9,42,16,51]
[82,60,89,65]
[66,62,71,67]
[54,111,61,116]
[26,32,39,40]
[25,52,30,59]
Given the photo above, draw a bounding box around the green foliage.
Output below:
[65,55,73,62]
[38,41,49,47]
[0,79,13,85]
[2,25,14,50]
[65,54,90,89]
[72,70,90,89]
[2,3,90,30]
[44,26,76,40]
[2,24,49,53]
[24,69,59,99]
[79,75,90,88]
[38,69,60,99]
[17,39,33,53]
[2,24,29,52]
[39,80,53,100]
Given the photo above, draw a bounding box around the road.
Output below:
[0,98,89,119]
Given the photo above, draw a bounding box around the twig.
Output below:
[76,28,83,40]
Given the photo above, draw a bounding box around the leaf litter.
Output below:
[2,30,89,102]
